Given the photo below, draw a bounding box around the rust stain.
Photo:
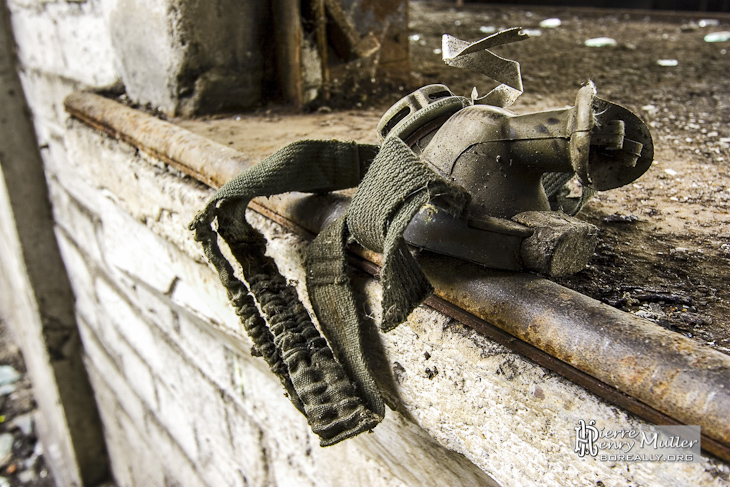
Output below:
[647,368,680,402]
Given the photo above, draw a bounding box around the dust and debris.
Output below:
[603,214,639,224]
[704,31,730,42]
[539,18,561,29]
[178,3,730,357]
[424,366,439,379]
[585,37,617,47]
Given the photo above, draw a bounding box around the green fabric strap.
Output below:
[190,140,381,446]
[305,214,385,419]
[306,138,470,423]
[190,136,468,446]
[345,137,470,331]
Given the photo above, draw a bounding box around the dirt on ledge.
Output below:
[177,2,730,356]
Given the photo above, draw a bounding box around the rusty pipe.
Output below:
[64,92,246,189]
[421,256,730,442]
[64,91,730,461]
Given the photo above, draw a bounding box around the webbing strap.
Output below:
[306,214,385,418]
[542,171,596,216]
[346,137,469,331]
[191,140,380,445]
[306,138,469,420]
[190,137,466,445]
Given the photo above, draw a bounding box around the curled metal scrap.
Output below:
[65,91,730,462]
[442,28,528,107]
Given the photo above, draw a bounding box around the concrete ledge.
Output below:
[66,91,730,455]
[62,92,730,486]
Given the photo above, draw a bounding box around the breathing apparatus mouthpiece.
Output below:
[377,32,653,276]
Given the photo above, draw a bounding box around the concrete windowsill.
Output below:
[60,91,730,486]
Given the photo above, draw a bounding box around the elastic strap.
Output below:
[190,137,467,445]
[190,140,381,445]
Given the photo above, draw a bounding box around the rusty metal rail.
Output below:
[65,92,730,462]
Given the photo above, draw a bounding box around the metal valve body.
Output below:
[378,82,654,276]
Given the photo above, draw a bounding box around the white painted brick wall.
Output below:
[78,316,147,431]
[15,69,79,134]
[54,229,99,326]
[154,377,199,462]
[8,0,118,86]
[8,0,121,205]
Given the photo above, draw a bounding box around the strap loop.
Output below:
[191,137,468,444]
[190,140,381,446]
